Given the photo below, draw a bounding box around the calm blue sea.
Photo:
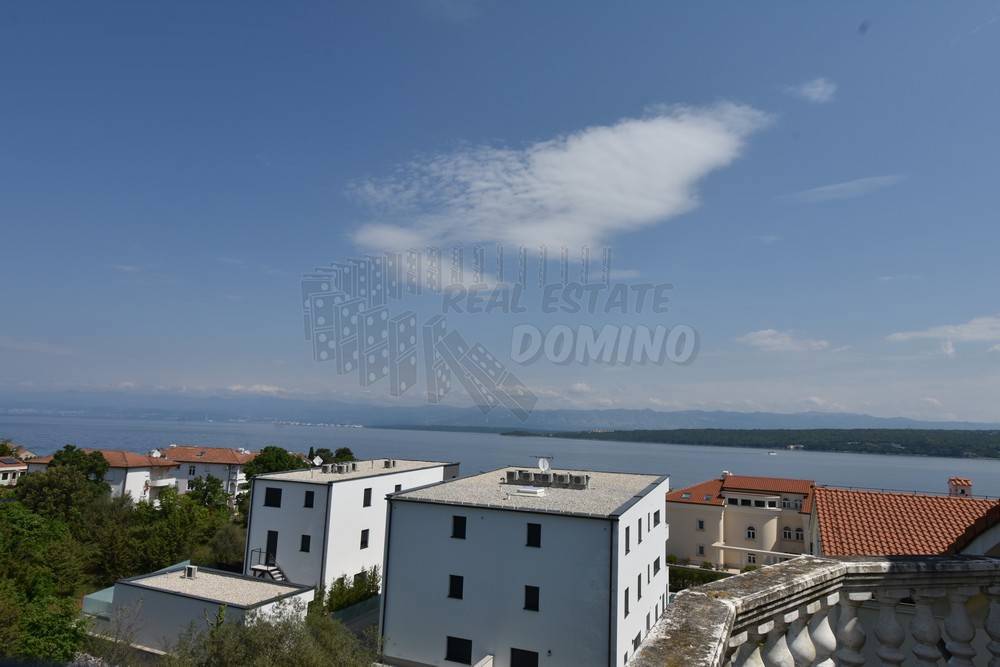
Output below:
[2,415,999,495]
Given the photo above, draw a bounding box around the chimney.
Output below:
[948,477,972,496]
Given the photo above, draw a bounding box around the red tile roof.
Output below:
[0,457,27,468]
[29,449,179,469]
[163,445,256,465]
[666,474,815,513]
[814,487,999,556]
[946,503,1000,554]
[949,477,972,487]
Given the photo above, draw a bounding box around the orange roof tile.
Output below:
[163,445,256,465]
[29,449,179,469]
[949,477,972,487]
[666,478,725,506]
[666,474,815,513]
[814,487,999,556]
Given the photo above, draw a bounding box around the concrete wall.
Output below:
[613,478,670,666]
[175,462,247,496]
[0,466,26,486]
[381,500,614,667]
[664,503,723,566]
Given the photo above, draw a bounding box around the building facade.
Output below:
[27,449,180,503]
[152,444,256,498]
[0,456,27,486]
[380,466,670,667]
[665,472,814,570]
[243,459,458,589]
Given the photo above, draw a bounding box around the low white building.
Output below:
[27,449,180,503]
[0,456,27,486]
[153,444,256,498]
[96,563,313,653]
[380,465,671,667]
[243,458,459,589]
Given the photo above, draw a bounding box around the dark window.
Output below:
[741,498,751,506]
[624,587,630,617]
[448,574,464,599]
[754,499,766,508]
[188,465,196,476]
[646,612,651,632]
[510,648,539,667]
[633,632,641,650]
[526,523,541,548]
[625,526,630,554]
[647,564,651,584]
[653,557,661,575]
[360,529,369,549]
[697,519,705,531]
[452,515,467,539]
[728,497,738,505]
[653,510,661,526]
[638,518,643,543]
[524,585,539,611]
[304,490,314,508]
[394,483,402,492]
[637,573,642,600]
[363,487,372,507]
[300,535,311,552]
[445,636,472,664]
[264,487,282,507]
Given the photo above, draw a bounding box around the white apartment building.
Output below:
[379,466,671,667]
[243,458,459,589]
[27,449,180,503]
[0,456,27,486]
[151,444,256,498]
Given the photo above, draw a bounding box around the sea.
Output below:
[2,415,999,496]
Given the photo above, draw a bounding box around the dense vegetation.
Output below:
[503,428,1000,459]
[0,442,324,664]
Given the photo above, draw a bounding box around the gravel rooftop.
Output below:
[127,568,304,607]
[395,467,668,518]
[259,458,451,485]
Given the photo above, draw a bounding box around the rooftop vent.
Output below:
[383,459,397,468]
[184,565,198,579]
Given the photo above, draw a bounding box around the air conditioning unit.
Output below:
[184,565,198,579]
[533,473,552,485]
[570,474,589,488]
[336,463,348,473]
[517,469,532,482]
[553,473,570,485]
[322,464,333,474]
[383,460,392,468]
[505,470,518,484]
[351,462,358,471]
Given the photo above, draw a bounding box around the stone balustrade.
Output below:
[633,555,1000,667]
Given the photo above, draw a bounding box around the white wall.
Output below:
[175,462,247,496]
[613,478,670,666]
[381,500,615,667]
[244,479,330,586]
[0,466,27,486]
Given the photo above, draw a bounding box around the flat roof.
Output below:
[393,466,668,518]
[256,458,453,485]
[120,566,309,608]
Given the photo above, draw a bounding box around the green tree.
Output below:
[188,475,229,510]
[326,566,380,611]
[208,522,246,571]
[0,503,84,600]
[0,439,15,457]
[50,444,110,482]
[314,447,356,463]
[243,446,306,478]
[15,466,108,525]
[12,596,87,662]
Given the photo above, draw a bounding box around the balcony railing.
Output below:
[634,555,1000,666]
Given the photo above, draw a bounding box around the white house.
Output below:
[27,449,180,503]
[0,456,27,486]
[379,465,671,667]
[243,458,459,589]
[96,563,314,653]
[152,444,256,498]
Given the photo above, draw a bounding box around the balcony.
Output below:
[147,476,177,487]
[635,555,1000,666]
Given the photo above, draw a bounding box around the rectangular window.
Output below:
[754,499,766,508]
[510,648,538,667]
[653,557,661,575]
[637,573,642,600]
[526,522,541,548]
[445,636,472,664]
[741,498,751,506]
[452,515,467,539]
[747,553,757,565]
[304,490,314,508]
[638,518,643,543]
[363,487,372,507]
[624,587,630,617]
[187,465,196,476]
[300,535,311,552]
[524,585,539,611]
[646,612,651,633]
[394,483,402,492]
[633,632,641,650]
[448,574,464,599]
[697,544,705,556]
[653,510,661,526]
[625,526,630,554]
[697,519,705,531]
[264,487,282,507]
[360,529,369,549]
[647,563,651,584]
[783,527,792,540]
[728,497,738,505]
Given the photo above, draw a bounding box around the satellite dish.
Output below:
[537,457,550,473]
[312,456,323,467]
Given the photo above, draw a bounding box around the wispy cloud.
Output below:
[0,336,73,356]
[785,77,837,104]
[351,103,771,250]
[737,329,830,352]
[785,174,905,203]
[226,383,288,396]
[887,314,1000,356]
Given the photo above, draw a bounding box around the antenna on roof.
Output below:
[311,456,323,467]
[535,455,552,473]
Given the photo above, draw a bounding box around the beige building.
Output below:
[665,472,814,570]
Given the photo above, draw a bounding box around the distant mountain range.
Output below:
[1,389,998,431]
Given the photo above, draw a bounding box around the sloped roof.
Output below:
[163,445,256,465]
[949,477,972,487]
[665,478,725,506]
[0,456,26,468]
[666,474,815,513]
[29,449,179,469]
[814,487,999,556]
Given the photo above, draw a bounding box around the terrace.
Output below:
[635,555,1000,666]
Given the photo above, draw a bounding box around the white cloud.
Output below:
[786,174,904,203]
[226,383,288,396]
[737,329,831,352]
[351,103,771,250]
[887,315,1000,358]
[801,395,846,411]
[785,77,838,104]
[0,336,73,356]
[922,397,944,408]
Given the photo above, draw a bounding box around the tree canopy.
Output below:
[50,444,110,481]
[243,446,307,478]
[313,446,356,463]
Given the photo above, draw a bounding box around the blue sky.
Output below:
[3,1,1000,420]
